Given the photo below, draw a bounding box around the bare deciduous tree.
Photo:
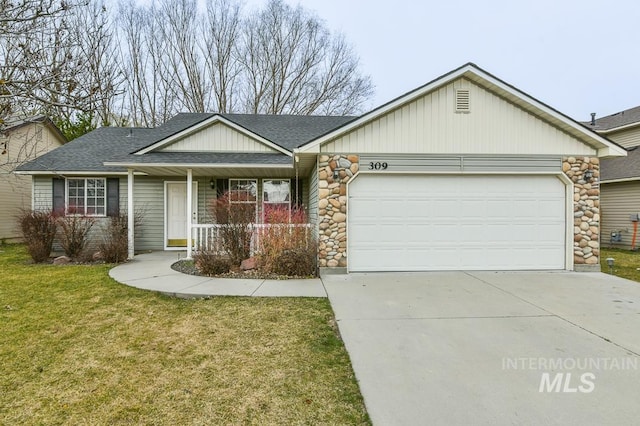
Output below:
[116,0,373,120]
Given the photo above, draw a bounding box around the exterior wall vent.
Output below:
[455,89,470,113]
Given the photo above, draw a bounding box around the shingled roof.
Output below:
[16,113,355,173]
[588,106,640,132]
[600,146,640,182]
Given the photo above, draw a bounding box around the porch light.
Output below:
[333,169,340,180]
[210,178,215,190]
[583,169,594,183]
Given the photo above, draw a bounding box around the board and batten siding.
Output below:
[600,181,640,249]
[321,79,596,156]
[605,127,640,149]
[161,122,276,153]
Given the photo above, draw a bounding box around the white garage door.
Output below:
[348,174,566,271]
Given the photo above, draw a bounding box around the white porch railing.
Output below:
[192,223,313,255]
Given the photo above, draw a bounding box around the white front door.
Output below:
[166,182,198,248]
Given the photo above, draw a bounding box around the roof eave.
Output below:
[103,161,293,169]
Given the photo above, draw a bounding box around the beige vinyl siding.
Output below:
[605,127,640,149]
[161,122,277,153]
[600,181,640,249]
[1,124,64,241]
[322,79,596,156]
[0,174,30,241]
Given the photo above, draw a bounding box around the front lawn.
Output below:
[0,245,369,425]
[600,248,640,283]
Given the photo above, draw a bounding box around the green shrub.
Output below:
[17,209,58,263]
[193,251,232,276]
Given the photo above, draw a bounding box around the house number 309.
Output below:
[368,162,388,170]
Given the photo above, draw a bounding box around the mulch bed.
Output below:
[170,259,314,280]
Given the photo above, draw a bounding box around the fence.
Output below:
[192,223,313,255]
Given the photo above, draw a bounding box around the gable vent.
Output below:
[455,89,470,113]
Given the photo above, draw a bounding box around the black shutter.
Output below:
[292,179,304,208]
[52,178,65,214]
[107,178,120,217]
[216,179,229,198]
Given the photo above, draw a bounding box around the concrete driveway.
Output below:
[323,271,640,426]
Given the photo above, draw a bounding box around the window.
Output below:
[263,179,290,223]
[66,178,106,216]
[229,179,257,222]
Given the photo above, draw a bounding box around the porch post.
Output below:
[127,168,135,259]
[186,168,193,259]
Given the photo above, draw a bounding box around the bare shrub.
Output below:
[17,209,58,263]
[271,246,317,277]
[99,211,144,263]
[193,251,232,276]
[209,191,255,265]
[57,210,96,259]
[257,206,314,275]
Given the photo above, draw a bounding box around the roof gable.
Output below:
[159,121,279,154]
[296,63,626,158]
[137,115,291,156]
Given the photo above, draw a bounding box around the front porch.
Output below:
[192,223,314,256]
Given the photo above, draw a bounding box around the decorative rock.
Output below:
[240,257,258,271]
[327,259,339,267]
[319,180,328,188]
[347,155,359,163]
[338,158,351,169]
[585,256,599,264]
[319,199,329,209]
[319,189,330,199]
[53,256,71,265]
[562,162,571,172]
[333,212,346,223]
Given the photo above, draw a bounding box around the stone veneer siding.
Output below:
[317,154,358,268]
[318,154,599,270]
[564,156,600,268]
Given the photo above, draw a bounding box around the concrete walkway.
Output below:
[109,251,326,298]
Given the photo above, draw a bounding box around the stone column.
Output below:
[563,156,600,270]
[317,154,359,268]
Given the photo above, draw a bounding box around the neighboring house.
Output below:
[589,106,640,249]
[16,63,626,272]
[1,116,66,242]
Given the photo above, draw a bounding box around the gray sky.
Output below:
[246,0,640,122]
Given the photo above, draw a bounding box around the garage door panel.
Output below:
[348,175,566,271]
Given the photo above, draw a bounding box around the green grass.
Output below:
[600,247,640,283]
[0,245,369,425]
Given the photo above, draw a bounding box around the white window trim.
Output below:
[262,179,291,222]
[65,177,107,217]
[228,178,258,223]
